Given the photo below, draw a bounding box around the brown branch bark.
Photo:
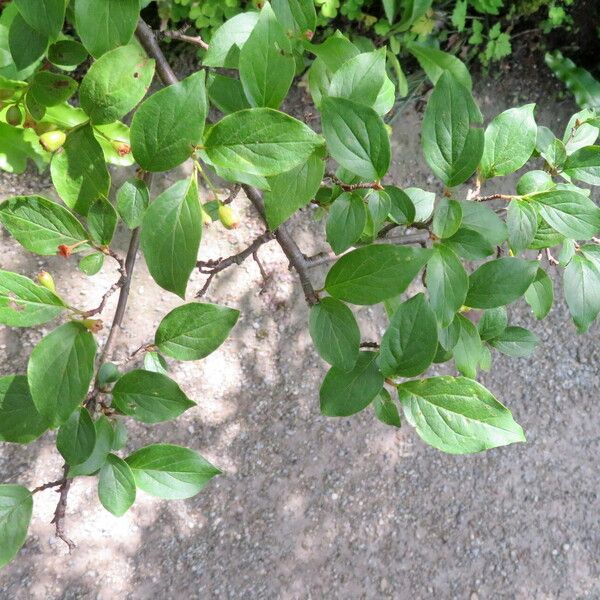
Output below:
[50,464,75,552]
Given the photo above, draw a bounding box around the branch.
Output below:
[31,477,64,494]
[135,20,178,86]
[474,193,515,202]
[50,464,75,552]
[161,28,209,50]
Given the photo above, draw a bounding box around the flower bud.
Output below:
[37,271,56,293]
[6,104,23,126]
[81,318,103,333]
[201,207,213,225]
[218,204,240,230]
[39,130,66,152]
[112,141,131,156]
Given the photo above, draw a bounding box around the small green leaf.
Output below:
[98,363,120,387]
[325,244,432,305]
[309,297,360,371]
[373,388,401,427]
[204,12,259,68]
[30,72,77,107]
[98,454,136,516]
[68,415,114,477]
[48,40,88,70]
[319,351,384,417]
[489,326,539,358]
[407,43,471,90]
[386,186,416,225]
[125,444,221,500]
[326,192,366,254]
[453,314,482,379]
[507,200,538,253]
[141,176,202,298]
[398,376,525,454]
[524,267,553,319]
[111,370,195,424]
[378,293,438,377]
[87,197,117,246]
[432,197,462,239]
[271,0,316,35]
[0,484,33,569]
[477,306,508,341]
[516,170,554,196]
[155,302,240,361]
[131,71,207,172]
[563,254,600,333]
[444,228,495,260]
[321,96,390,180]
[466,257,538,309]
[79,253,104,276]
[27,322,97,427]
[460,200,508,246]
[116,178,149,229]
[56,407,96,465]
[80,44,155,125]
[208,73,251,114]
[563,146,600,186]
[144,352,169,375]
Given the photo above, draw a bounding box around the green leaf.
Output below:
[0,123,43,175]
[27,321,96,427]
[144,352,169,375]
[111,420,128,451]
[453,314,482,378]
[74,0,140,57]
[325,244,432,305]
[462,201,508,246]
[263,151,324,230]
[30,72,77,107]
[239,2,294,109]
[406,43,471,90]
[398,376,525,454]
[524,267,553,319]
[116,178,149,229]
[373,388,401,427]
[0,195,88,256]
[397,0,434,31]
[386,186,416,225]
[50,124,111,215]
[422,72,484,187]
[204,12,259,68]
[79,252,104,276]
[271,0,316,35]
[87,197,117,246]
[0,270,65,327]
[155,302,240,361]
[321,96,390,180]
[111,370,195,424]
[479,104,537,178]
[305,31,359,72]
[432,197,462,239]
[68,415,114,477]
[563,146,600,186]
[328,49,387,108]
[125,444,221,500]
[563,254,600,333]
[8,12,48,71]
[56,407,96,465]
[530,189,600,240]
[364,190,391,237]
[507,199,538,253]
[208,73,251,114]
[0,375,48,443]
[141,176,202,298]
[378,293,438,377]
[319,351,384,417]
[0,484,32,569]
[489,326,539,358]
[309,297,360,370]
[528,218,565,250]
[444,228,494,260]
[516,170,555,196]
[80,44,155,125]
[326,192,366,254]
[477,306,507,341]
[48,40,88,70]
[13,0,64,38]
[405,187,435,222]
[98,454,136,516]
[131,71,206,172]
[466,257,538,309]
[425,245,468,327]
[382,0,397,22]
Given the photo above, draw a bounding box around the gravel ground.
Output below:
[1,57,599,599]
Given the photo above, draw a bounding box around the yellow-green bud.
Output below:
[6,105,22,126]
[37,271,56,293]
[218,204,240,230]
[201,207,213,225]
[39,130,66,152]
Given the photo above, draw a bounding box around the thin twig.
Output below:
[252,250,271,294]
[325,173,384,192]
[474,193,514,202]
[31,478,64,494]
[162,29,209,50]
[81,276,125,317]
[50,464,75,552]
[360,341,380,349]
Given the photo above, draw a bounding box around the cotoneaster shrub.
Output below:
[1,0,600,569]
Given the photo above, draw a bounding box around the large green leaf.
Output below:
[80,44,155,125]
[319,351,384,417]
[309,297,360,371]
[125,444,221,500]
[131,71,207,172]
[155,302,240,361]
[422,72,483,187]
[432,197,462,239]
[0,195,88,256]
[326,192,367,254]
[479,104,537,178]
[204,108,324,177]
[141,176,202,298]
[74,0,140,57]
[27,321,96,427]
[465,257,538,309]
[489,326,539,358]
[98,454,136,517]
[68,415,114,477]
[13,0,65,39]
[0,484,32,569]
[563,146,600,185]
[56,407,96,465]
[321,96,390,180]
[271,0,316,35]
[378,293,438,377]
[204,12,259,68]
[239,2,294,109]
[8,12,48,71]
[406,43,471,90]
[398,376,525,454]
[50,124,111,215]
[425,245,468,327]
[111,370,195,424]
[0,375,49,444]
[563,253,600,333]
[0,270,65,327]
[325,244,432,305]
[530,189,600,240]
